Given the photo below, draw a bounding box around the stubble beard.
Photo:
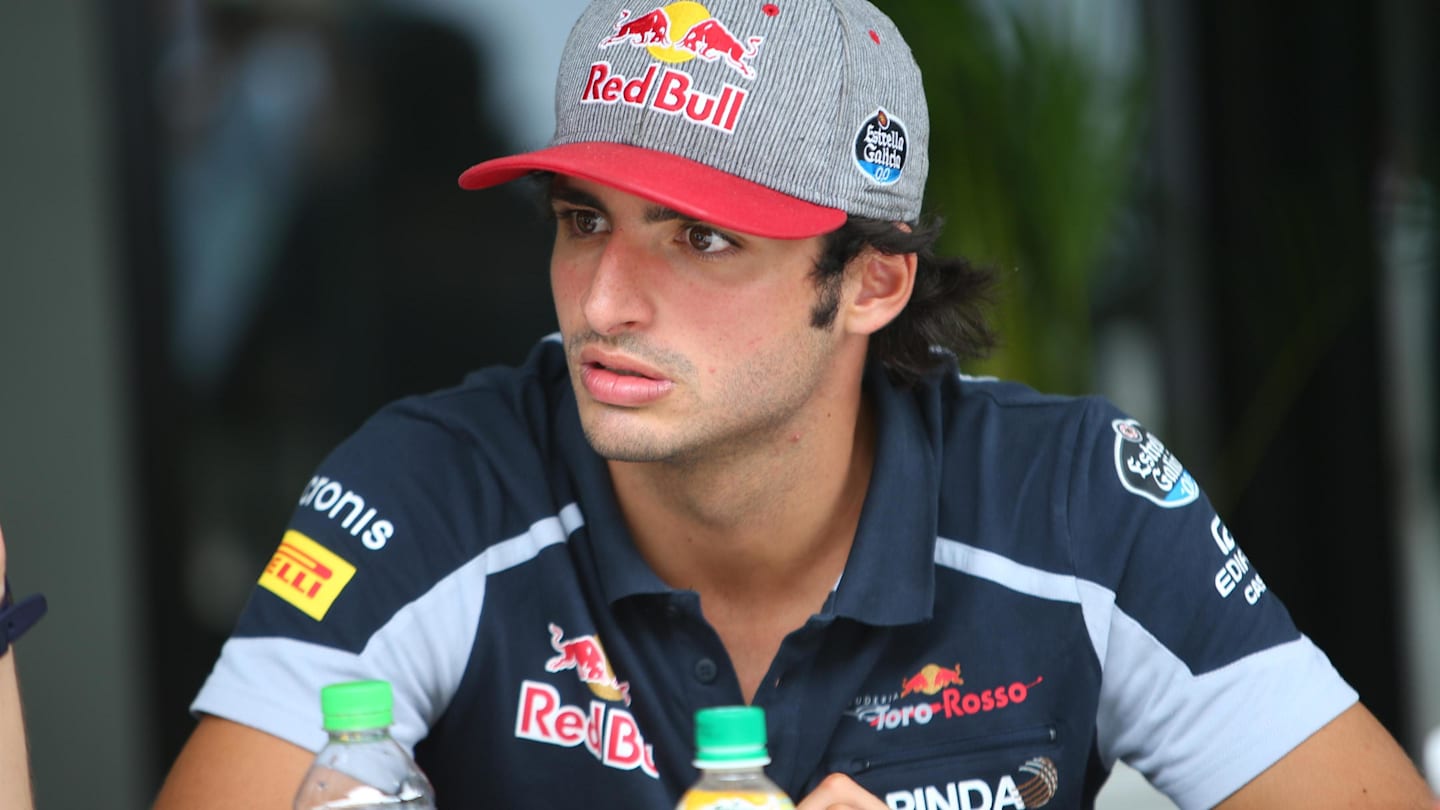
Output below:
[571,327,837,468]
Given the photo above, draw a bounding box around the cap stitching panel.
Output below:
[826,1,857,215]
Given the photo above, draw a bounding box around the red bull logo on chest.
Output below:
[582,3,764,133]
[901,663,964,697]
[515,622,657,779]
[545,622,631,705]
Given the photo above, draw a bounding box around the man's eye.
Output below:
[571,210,607,234]
[685,225,735,254]
[555,208,608,235]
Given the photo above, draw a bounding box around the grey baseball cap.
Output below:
[458,0,929,239]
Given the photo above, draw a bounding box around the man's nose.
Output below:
[582,231,656,336]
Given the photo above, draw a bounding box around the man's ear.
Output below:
[843,247,916,336]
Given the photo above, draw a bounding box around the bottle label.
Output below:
[678,791,795,810]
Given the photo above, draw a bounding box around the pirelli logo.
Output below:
[259,530,356,621]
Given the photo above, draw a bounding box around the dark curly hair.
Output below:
[810,215,998,386]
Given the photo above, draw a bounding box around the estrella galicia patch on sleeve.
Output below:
[1111,418,1200,508]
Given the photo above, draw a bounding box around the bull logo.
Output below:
[674,17,762,78]
[900,663,964,697]
[598,4,763,80]
[545,623,632,705]
[599,8,672,48]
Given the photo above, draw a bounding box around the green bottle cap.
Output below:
[694,706,770,766]
[320,680,394,732]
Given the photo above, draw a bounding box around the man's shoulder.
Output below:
[945,368,1096,413]
[913,366,1162,569]
[915,365,1112,450]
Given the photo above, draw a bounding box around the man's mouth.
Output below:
[579,360,673,406]
[593,363,653,379]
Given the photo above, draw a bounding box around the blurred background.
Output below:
[0,0,1436,807]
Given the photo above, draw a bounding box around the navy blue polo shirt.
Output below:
[193,336,1355,809]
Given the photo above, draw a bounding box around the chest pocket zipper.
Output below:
[833,724,1058,776]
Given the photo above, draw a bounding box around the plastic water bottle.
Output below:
[676,706,794,810]
[293,680,437,809]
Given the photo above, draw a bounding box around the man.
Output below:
[156,1,1437,807]
[1,522,44,810]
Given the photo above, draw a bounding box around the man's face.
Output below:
[548,176,853,465]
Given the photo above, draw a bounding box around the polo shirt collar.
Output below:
[556,363,940,625]
[827,362,939,626]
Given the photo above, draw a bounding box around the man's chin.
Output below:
[582,433,673,464]
[577,415,671,463]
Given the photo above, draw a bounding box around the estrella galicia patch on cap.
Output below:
[853,108,907,186]
[1112,418,1199,508]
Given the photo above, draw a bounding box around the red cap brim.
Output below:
[458,142,846,240]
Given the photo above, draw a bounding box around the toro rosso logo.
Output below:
[850,662,1044,732]
[546,622,631,705]
[600,3,763,79]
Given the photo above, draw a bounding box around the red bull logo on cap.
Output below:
[581,3,762,134]
[600,3,763,79]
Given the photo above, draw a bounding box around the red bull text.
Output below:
[515,680,659,778]
[581,62,747,133]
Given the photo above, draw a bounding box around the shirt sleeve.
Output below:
[189,400,499,754]
[1066,398,1357,809]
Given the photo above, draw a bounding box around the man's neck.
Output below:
[608,391,876,600]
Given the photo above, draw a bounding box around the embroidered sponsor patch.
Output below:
[1111,418,1199,508]
[883,756,1058,809]
[599,4,763,80]
[580,4,763,135]
[258,530,356,620]
[545,622,631,705]
[1211,515,1267,605]
[846,660,1043,733]
[853,108,908,185]
[514,622,655,779]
